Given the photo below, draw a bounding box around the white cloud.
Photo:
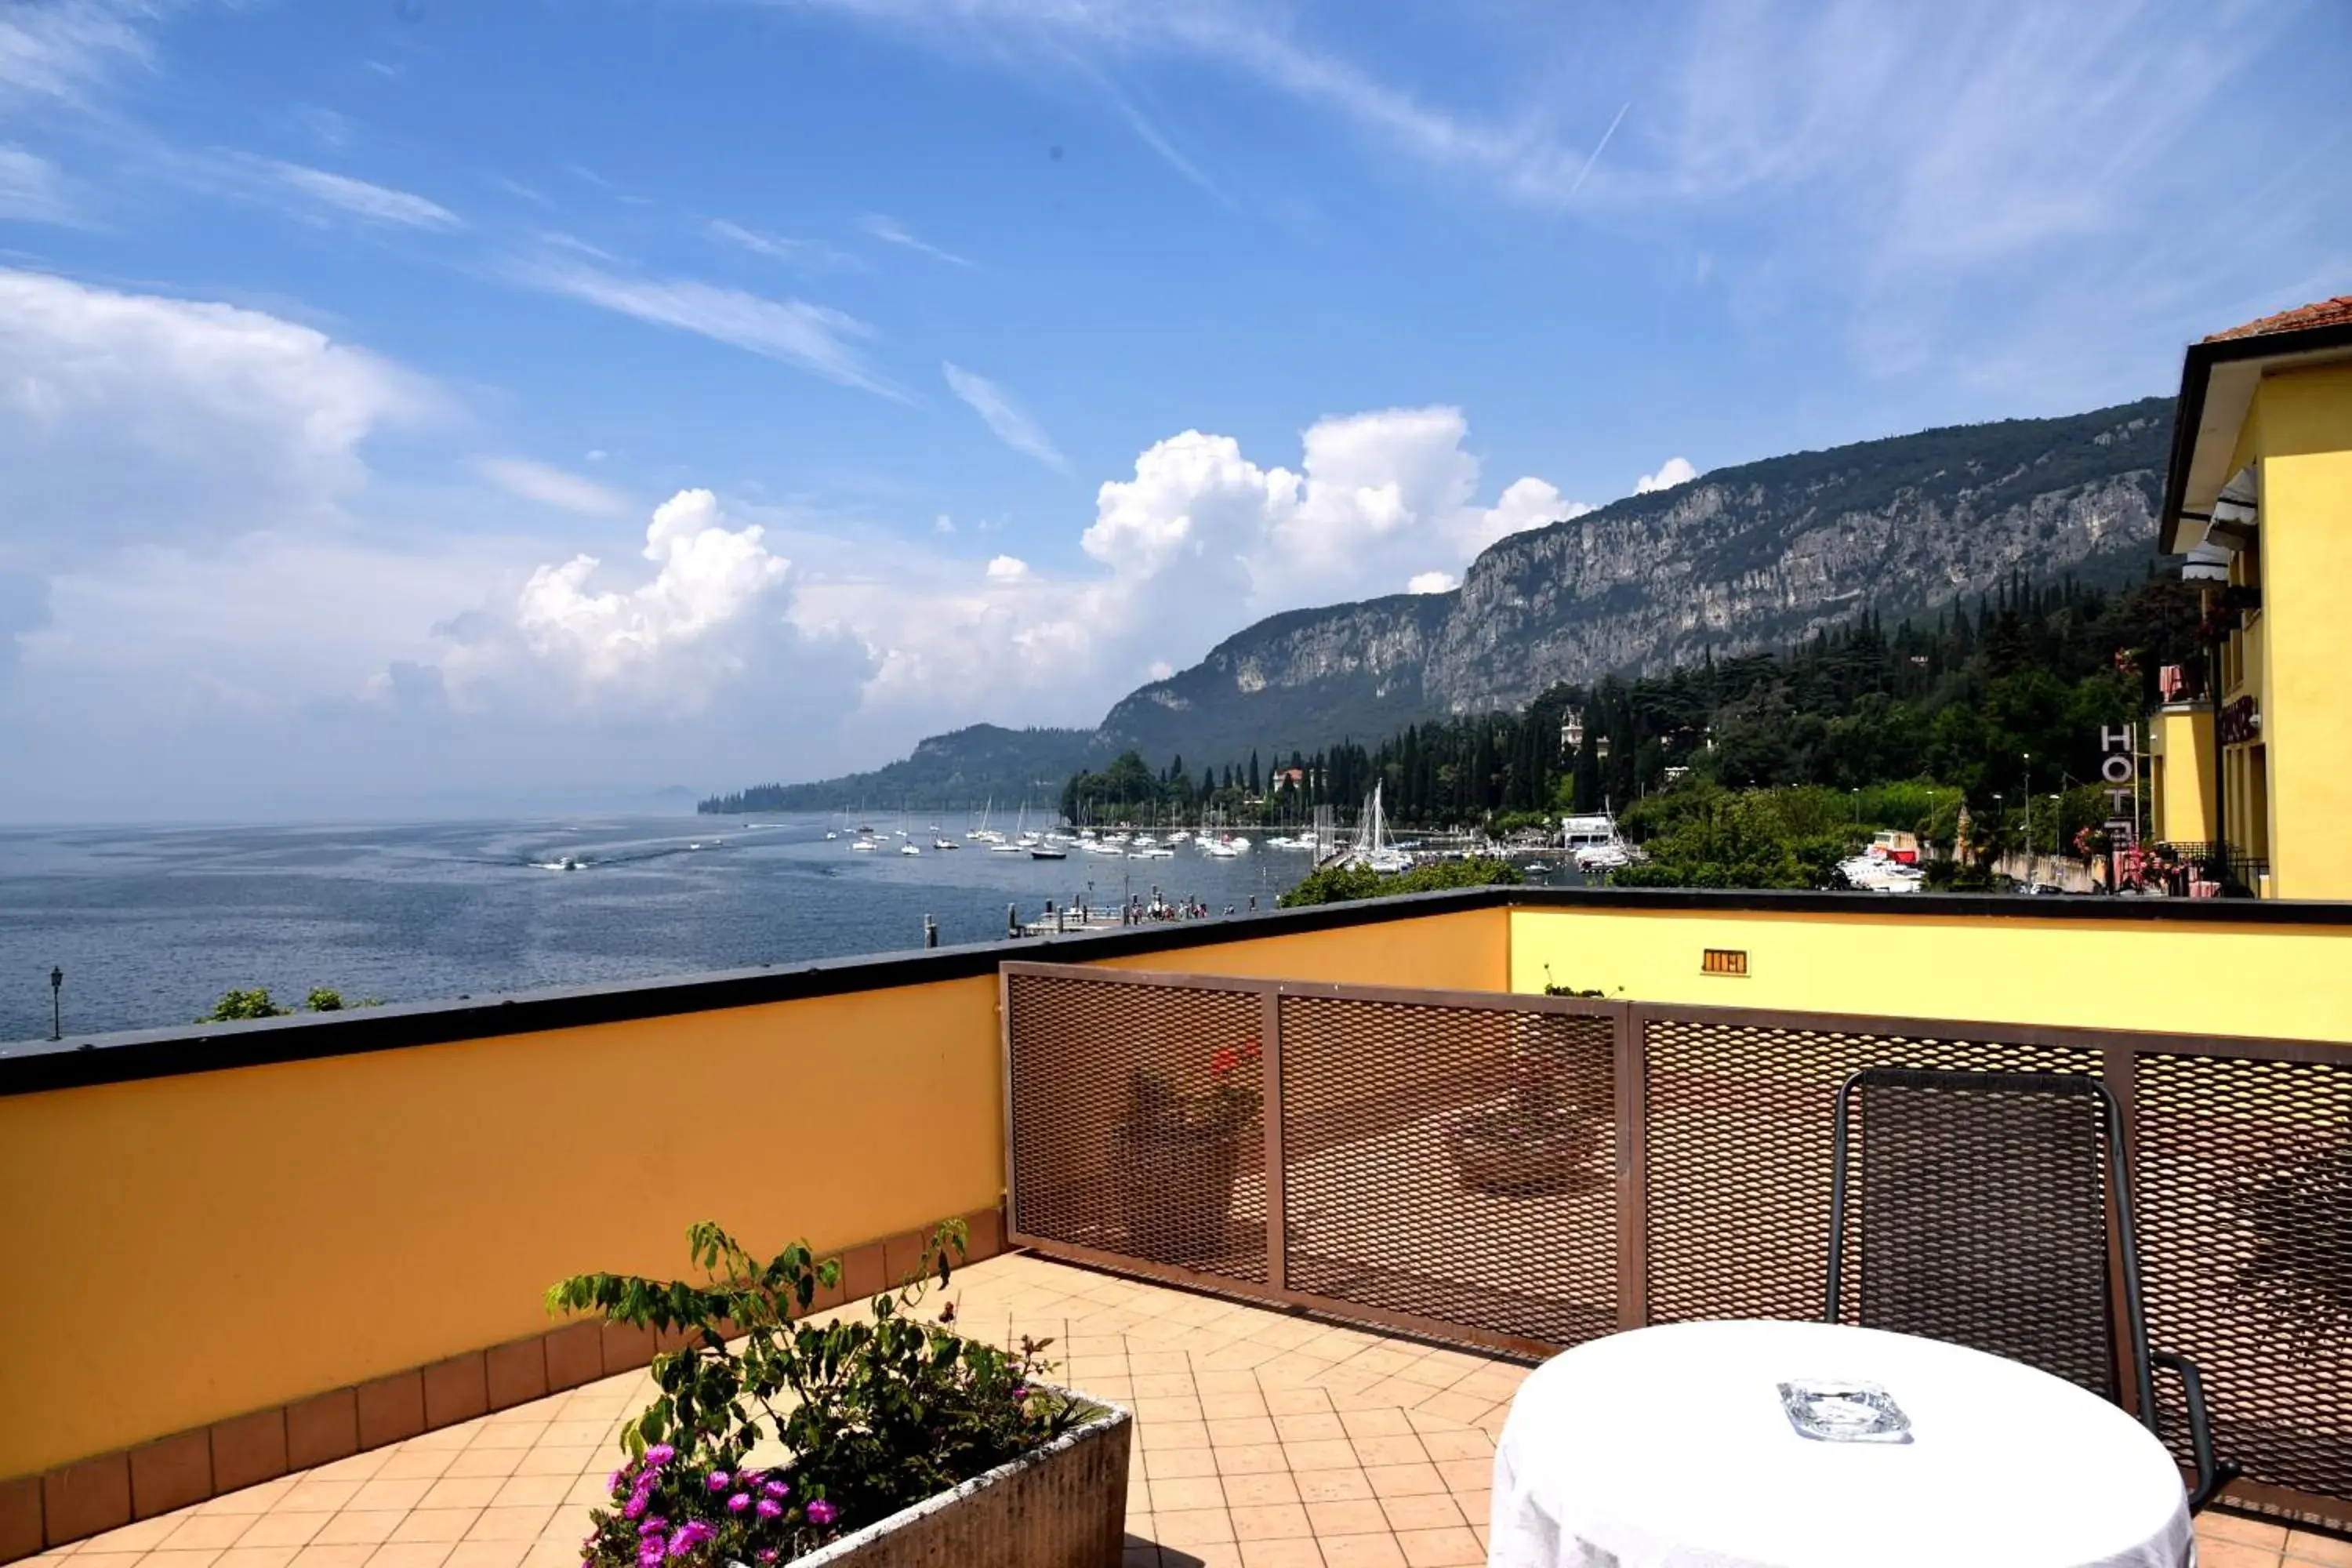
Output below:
[1634,456,1698,494]
[707,218,860,270]
[1073,406,1576,610]
[0,267,437,553]
[943,362,1070,473]
[252,158,462,230]
[510,258,906,401]
[1406,571,1457,594]
[1461,476,1592,557]
[782,405,1574,738]
[861,212,973,268]
[933,513,955,534]
[432,489,799,708]
[474,457,630,517]
[0,0,152,111]
[0,143,73,223]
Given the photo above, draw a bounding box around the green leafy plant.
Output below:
[199,988,289,1022]
[1115,1042,1262,1150]
[549,1221,1087,1565]
[198,985,380,1022]
[1277,855,1520,909]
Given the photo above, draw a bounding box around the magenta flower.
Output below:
[644,1443,677,1468]
[807,1500,838,1528]
[726,1494,750,1515]
[704,1472,731,1494]
[756,1554,779,1565]
[761,1480,789,1500]
[637,1521,666,1537]
[755,1498,782,1520]
[666,1519,717,1559]
[623,1494,649,1520]
[1011,1385,1029,1401]
[608,1469,626,1493]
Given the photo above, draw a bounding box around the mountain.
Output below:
[699,724,1109,814]
[706,397,2176,808]
[1097,397,2173,764]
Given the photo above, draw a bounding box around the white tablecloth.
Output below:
[1491,1320,2191,1568]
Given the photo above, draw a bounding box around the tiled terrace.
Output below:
[29,1254,2351,1568]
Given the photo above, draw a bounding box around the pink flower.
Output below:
[666,1519,716,1559]
[755,1499,782,1520]
[637,1521,666,1537]
[1011,1385,1029,1401]
[623,1494,648,1520]
[644,1443,677,1468]
[807,1500,838,1528]
[760,1480,789,1500]
[704,1472,731,1494]
[608,1469,626,1493]
[756,1554,778,1565]
[726,1494,750,1514]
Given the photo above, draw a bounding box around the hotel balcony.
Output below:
[4,887,2350,1567]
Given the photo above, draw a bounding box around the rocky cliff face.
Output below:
[1101,397,2172,763]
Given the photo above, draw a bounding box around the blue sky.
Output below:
[2,0,2347,818]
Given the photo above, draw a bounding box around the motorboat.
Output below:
[1029,845,1069,860]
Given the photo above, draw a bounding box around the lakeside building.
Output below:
[2153,296,2352,898]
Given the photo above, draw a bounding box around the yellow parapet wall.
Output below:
[1096,903,1510,990]
[0,906,1512,1489]
[1508,904,2352,1041]
[0,975,1004,1485]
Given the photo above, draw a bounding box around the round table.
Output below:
[1490,1319,2192,1568]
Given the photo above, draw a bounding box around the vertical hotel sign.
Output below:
[2102,723,2137,884]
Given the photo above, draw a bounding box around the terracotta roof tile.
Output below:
[2203,295,2352,343]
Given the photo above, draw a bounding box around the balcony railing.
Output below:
[2151,840,2272,895]
[1003,961,2352,1527]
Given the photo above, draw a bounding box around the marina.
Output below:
[2,803,1625,1042]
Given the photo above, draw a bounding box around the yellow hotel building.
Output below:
[2154,295,2352,898]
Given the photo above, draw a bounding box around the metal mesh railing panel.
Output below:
[1849,1073,2118,1399]
[2134,1051,2352,1505]
[1278,995,1617,1346]
[1004,972,1268,1283]
[1641,1014,2101,1326]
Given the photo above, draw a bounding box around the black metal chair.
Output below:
[1825,1066,2233,1510]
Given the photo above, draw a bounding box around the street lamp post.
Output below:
[2022,753,2033,885]
[49,965,63,1041]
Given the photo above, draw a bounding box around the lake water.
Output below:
[0,816,1318,1043]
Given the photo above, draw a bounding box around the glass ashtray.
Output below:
[1777,1379,1912,1443]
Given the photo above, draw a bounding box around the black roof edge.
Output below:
[2160,316,2352,551]
[8,883,2351,1098]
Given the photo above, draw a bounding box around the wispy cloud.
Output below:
[474,457,630,517]
[254,158,463,230]
[707,218,862,271]
[861,212,974,268]
[942,362,1069,474]
[0,0,154,111]
[0,143,75,223]
[510,257,908,401]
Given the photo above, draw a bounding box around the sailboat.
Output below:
[1339,783,1413,873]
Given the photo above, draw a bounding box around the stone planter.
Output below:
[1445,1105,1602,1196]
[784,1391,1132,1568]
